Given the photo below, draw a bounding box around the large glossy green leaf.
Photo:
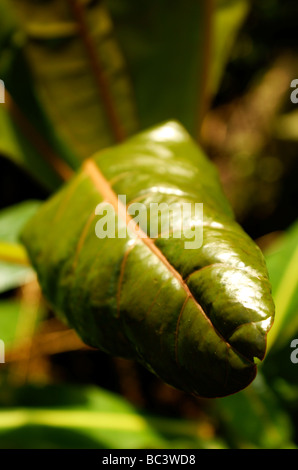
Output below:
[10,0,138,160]
[21,121,274,398]
[0,384,225,449]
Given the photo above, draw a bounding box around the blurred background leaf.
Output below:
[106,0,249,136]
[0,201,40,293]
[265,219,298,352]
[258,221,298,432]
[0,384,226,449]
[0,0,250,192]
[211,0,250,97]
[9,0,139,159]
[214,373,296,449]
[0,0,77,190]
[0,299,22,349]
[0,104,64,191]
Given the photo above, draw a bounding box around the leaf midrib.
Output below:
[66,0,125,142]
[83,159,254,365]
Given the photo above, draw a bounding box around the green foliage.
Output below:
[0,0,76,190]
[21,121,274,398]
[9,0,138,159]
[257,221,298,422]
[0,299,21,348]
[214,373,295,449]
[0,201,40,292]
[0,0,249,190]
[265,220,298,352]
[0,0,296,451]
[0,384,226,449]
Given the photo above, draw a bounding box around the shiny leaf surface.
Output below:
[21,121,274,398]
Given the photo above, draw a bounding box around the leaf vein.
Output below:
[83,159,254,364]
